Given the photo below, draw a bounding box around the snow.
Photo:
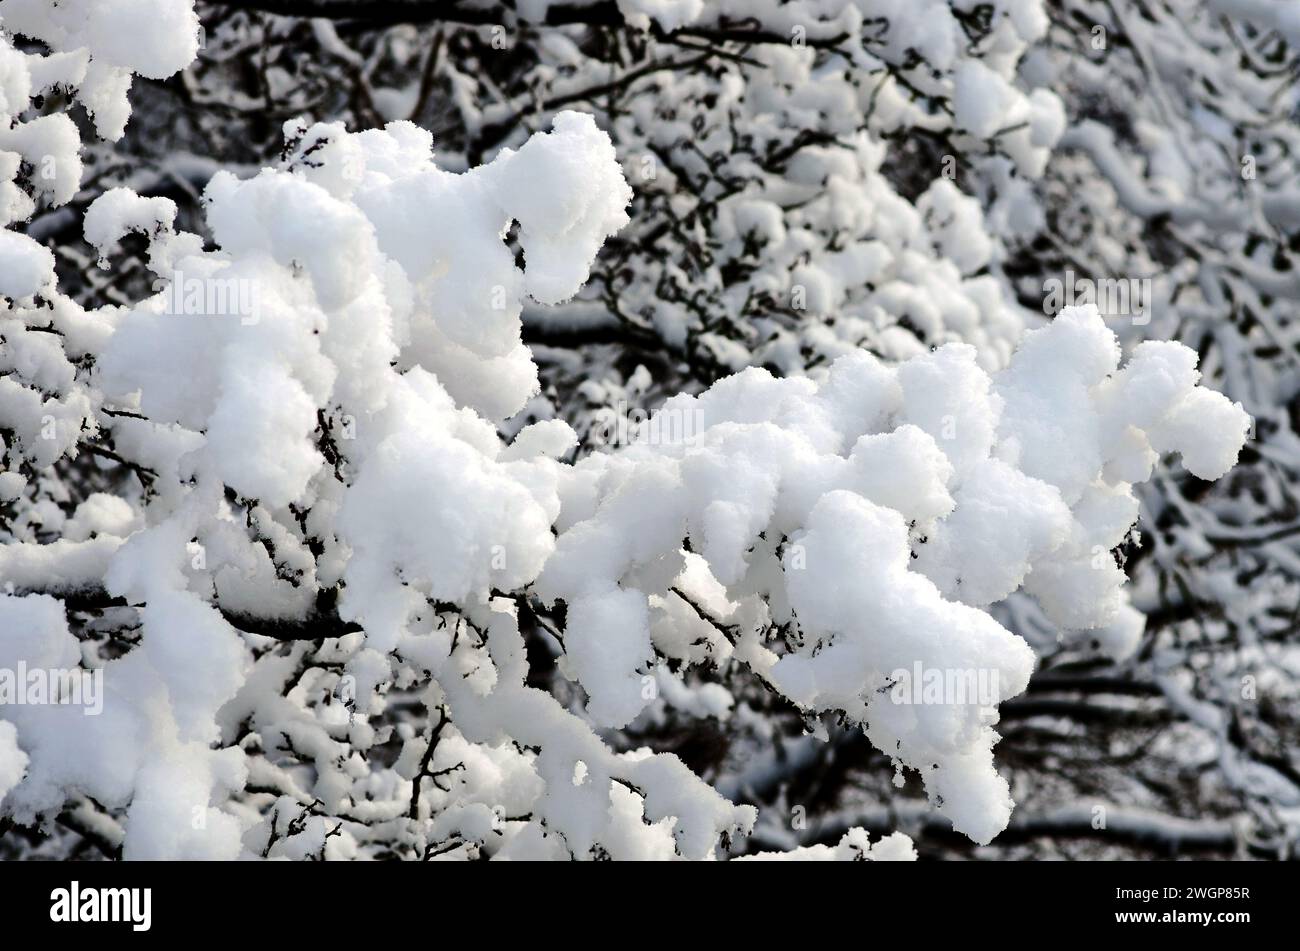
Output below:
[0,0,1270,861]
[615,0,706,33]
[0,0,200,80]
[530,304,1247,843]
[83,189,177,263]
[485,111,633,306]
[0,231,54,298]
[742,828,917,862]
[0,720,27,804]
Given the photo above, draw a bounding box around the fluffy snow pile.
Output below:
[0,0,1251,859]
[533,305,1248,843]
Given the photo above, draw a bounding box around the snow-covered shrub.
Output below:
[0,0,1267,860]
[171,1,1068,425]
[1012,0,1300,848]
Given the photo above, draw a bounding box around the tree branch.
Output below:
[28,585,362,642]
[200,0,624,28]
